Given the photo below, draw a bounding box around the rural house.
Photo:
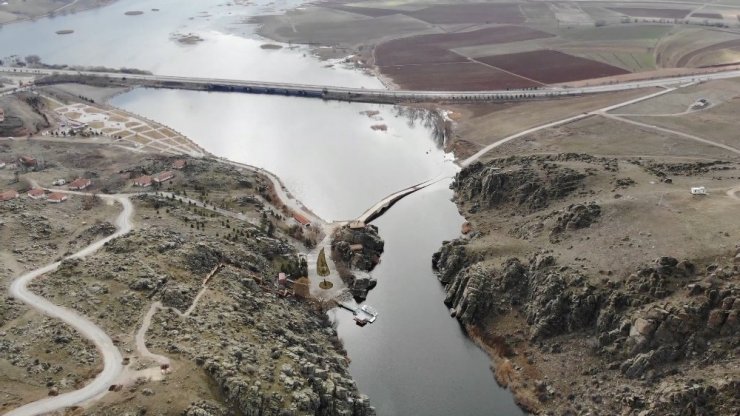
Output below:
[47,192,68,203]
[18,155,37,167]
[68,178,92,191]
[154,171,175,183]
[172,159,187,170]
[293,213,311,227]
[133,175,153,187]
[27,189,46,200]
[0,190,19,202]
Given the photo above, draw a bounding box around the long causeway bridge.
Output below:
[4,66,740,104]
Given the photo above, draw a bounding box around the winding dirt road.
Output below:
[5,195,133,416]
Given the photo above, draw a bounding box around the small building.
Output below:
[0,162,5,169]
[52,179,67,186]
[0,190,19,202]
[350,244,364,252]
[293,213,311,227]
[154,171,175,183]
[68,178,92,191]
[47,192,68,203]
[172,159,187,170]
[690,187,707,195]
[278,272,287,286]
[349,220,366,230]
[293,276,310,298]
[27,188,46,199]
[18,155,37,167]
[133,175,153,187]
[0,108,4,123]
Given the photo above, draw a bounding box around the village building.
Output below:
[278,272,287,287]
[690,186,707,195]
[293,277,311,298]
[0,161,6,169]
[47,192,68,203]
[68,178,92,191]
[172,159,187,170]
[18,155,37,167]
[0,190,19,202]
[27,188,46,200]
[133,175,153,187]
[293,213,311,227]
[154,171,175,183]
[0,108,5,123]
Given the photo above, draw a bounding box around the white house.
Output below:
[690,187,707,195]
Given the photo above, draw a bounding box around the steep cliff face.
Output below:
[434,156,739,415]
[434,240,739,414]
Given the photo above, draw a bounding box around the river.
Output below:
[1,1,523,414]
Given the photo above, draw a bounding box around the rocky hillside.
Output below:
[434,155,740,415]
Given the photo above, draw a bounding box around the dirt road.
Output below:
[5,195,133,416]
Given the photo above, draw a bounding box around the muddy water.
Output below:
[4,1,522,414]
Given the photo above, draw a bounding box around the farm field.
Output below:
[475,50,629,84]
[607,7,691,19]
[379,62,538,90]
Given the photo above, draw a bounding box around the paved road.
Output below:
[461,86,681,166]
[5,195,133,416]
[4,65,740,103]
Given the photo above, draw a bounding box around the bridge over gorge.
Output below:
[5,66,740,104]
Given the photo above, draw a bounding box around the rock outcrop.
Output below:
[331,224,384,300]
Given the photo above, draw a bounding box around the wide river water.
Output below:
[1,1,523,414]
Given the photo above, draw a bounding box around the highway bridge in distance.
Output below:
[3,66,740,104]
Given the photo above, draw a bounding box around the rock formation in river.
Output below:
[331,223,384,301]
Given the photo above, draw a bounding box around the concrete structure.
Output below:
[47,192,68,203]
[133,175,153,187]
[68,178,92,191]
[349,221,366,230]
[172,159,187,170]
[27,189,46,200]
[0,108,4,123]
[691,186,707,195]
[52,179,66,186]
[0,162,6,169]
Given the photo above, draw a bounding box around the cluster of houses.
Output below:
[132,159,186,188]
[1,177,93,204]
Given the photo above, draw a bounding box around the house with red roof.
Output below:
[47,192,68,203]
[0,190,19,202]
[68,178,92,191]
[154,171,175,183]
[27,189,46,200]
[172,159,187,170]
[293,213,311,227]
[133,175,153,187]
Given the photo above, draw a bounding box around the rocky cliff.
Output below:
[434,155,740,415]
